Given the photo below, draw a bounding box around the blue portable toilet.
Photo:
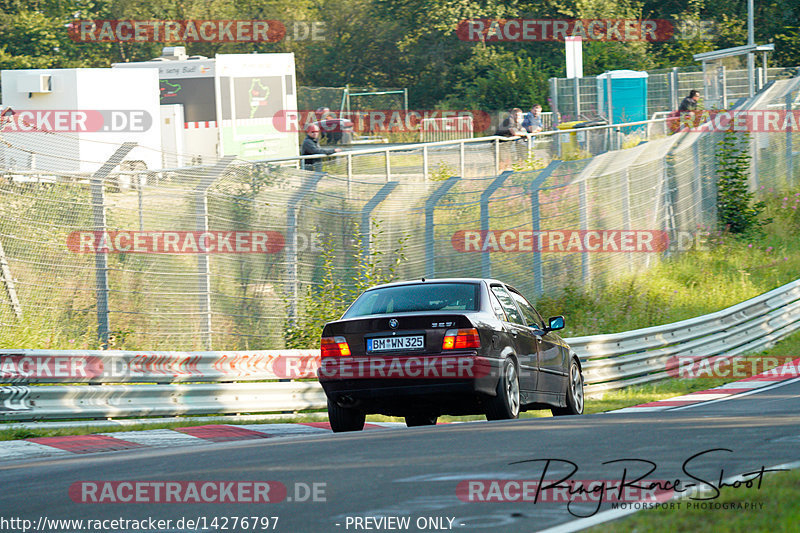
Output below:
[596,70,648,125]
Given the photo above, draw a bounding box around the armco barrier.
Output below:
[575,278,800,395]
[1,279,799,420]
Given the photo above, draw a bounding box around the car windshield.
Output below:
[343,283,480,318]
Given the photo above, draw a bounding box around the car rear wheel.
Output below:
[327,399,366,432]
[552,358,584,416]
[485,357,520,421]
[405,414,438,427]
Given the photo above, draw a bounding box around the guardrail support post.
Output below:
[480,171,514,278]
[286,171,325,323]
[529,161,561,297]
[425,175,460,277]
[195,156,236,351]
[361,181,399,259]
[91,142,136,349]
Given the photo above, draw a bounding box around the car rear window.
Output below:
[343,283,480,318]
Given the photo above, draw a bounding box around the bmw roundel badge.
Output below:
[389,319,398,329]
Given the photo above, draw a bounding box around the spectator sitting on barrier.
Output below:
[496,108,527,138]
[301,123,341,171]
[522,104,543,133]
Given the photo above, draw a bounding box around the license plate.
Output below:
[367,335,424,352]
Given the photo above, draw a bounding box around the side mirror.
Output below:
[547,315,565,331]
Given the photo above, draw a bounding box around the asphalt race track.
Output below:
[1,379,799,533]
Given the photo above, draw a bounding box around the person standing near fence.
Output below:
[495,108,526,137]
[301,123,341,171]
[522,104,544,133]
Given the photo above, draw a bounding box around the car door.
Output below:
[507,287,567,396]
[490,285,538,392]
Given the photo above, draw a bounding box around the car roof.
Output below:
[364,278,505,291]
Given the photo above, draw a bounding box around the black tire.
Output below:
[405,414,438,427]
[327,399,366,432]
[552,358,584,416]
[485,357,521,421]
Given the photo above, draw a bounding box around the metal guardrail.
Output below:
[2,278,799,420]
[576,278,800,395]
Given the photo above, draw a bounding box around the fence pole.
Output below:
[579,179,590,285]
[550,78,560,128]
[194,156,235,351]
[137,174,145,231]
[459,141,466,178]
[670,67,679,110]
[0,239,22,319]
[622,169,632,270]
[787,91,795,187]
[346,153,353,198]
[721,66,728,109]
[529,161,561,297]
[425,176,460,277]
[480,171,514,278]
[286,171,325,323]
[385,150,391,182]
[91,142,136,349]
[574,77,581,118]
[693,141,704,224]
[361,181,399,260]
[423,145,429,181]
[494,138,500,174]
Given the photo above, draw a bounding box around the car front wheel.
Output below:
[486,357,520,421]
[327,399,366,432]
[552,358,584,416]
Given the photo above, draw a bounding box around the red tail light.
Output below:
[442,328,481,350]
[321,336,351,357]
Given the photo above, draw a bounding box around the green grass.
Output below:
[587,467,800,532]
[536,190,800,338]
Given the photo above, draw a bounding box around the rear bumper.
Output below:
[318,354,503,416]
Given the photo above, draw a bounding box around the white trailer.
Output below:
[113,51,300,166]
[0,68,161,173]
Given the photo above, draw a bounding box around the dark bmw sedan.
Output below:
[318,278,583,432]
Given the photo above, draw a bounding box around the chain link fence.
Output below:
[551,66,799,122]
[1,77,798,350]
